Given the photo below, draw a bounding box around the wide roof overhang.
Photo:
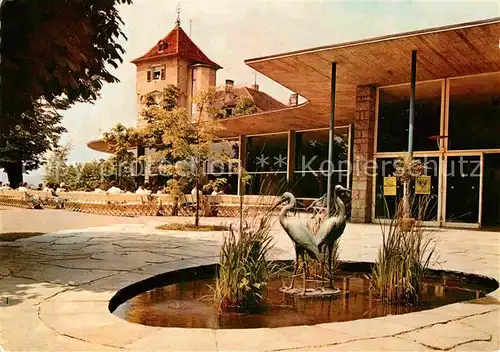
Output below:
[217,17,500,137]
[89,18,500,149]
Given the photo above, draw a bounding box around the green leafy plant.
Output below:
[1,0,131,186]
[213,199,279,313]
[370,196,436,305]
[233,96,257,116]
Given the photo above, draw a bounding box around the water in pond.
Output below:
[113,271,488,329]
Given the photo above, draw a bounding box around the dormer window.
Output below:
[158,40,167,53]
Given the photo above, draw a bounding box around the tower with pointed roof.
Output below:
[131,18,221,127]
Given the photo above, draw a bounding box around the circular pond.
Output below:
[109,262,498,329]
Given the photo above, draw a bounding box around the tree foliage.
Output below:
[139,87,240,226]
[0,0,131,184]
[233,96,257,116]
[103,123,137,187]
[0,100,67,186]
[43,145,129,191]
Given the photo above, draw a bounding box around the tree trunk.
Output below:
[4,162,23,187]
[195,178,200,227]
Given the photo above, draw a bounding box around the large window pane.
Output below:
[295,128,348,172]
[448,73,500,150]
[291,171,347,199]
[245,173,287,195]
[246,134,288,172]
[445,156,480,223]
[377,81,441,152]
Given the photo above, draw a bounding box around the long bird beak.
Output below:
[270,197,287,211]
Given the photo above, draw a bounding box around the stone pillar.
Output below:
[351,85,376,223]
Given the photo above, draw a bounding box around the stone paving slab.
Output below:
[1,210,499,351]
[403,321,492,350]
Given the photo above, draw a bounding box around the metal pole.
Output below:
[408,50,417,157]
[326,62,337,216]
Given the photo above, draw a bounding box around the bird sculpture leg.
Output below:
[301,252,307,295]
[289,249,300,291]
[319,244,326,285]
[328,244,334,289]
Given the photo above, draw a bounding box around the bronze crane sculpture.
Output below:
[275,192,321,294]
[316,185,351,288]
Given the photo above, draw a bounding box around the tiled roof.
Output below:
[131,25,221,69]
[215,86,287,112]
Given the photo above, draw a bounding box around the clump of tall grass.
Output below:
[371,196,436,305]
[213,191,280,313]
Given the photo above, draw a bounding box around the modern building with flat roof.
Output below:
[217,17,500,228]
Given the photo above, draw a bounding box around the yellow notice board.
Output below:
[416,175,431,195]
[383,176,397,196]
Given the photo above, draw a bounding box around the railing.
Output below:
[0,190,281,218]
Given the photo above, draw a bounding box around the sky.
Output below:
[16,0,499,185]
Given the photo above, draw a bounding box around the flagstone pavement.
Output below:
[0,208,499,351]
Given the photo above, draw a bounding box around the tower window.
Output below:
[153,67,161,80]
[149,65,166,81]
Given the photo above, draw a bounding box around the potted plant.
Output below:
[394,155,424,231]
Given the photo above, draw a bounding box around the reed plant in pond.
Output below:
[213,191,281,313]
[371,196,436,305]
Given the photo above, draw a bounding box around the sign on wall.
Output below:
[415,175,431,195]
[383,176,397,196]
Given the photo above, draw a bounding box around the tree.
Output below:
[43,144,71,187]
[44,154,118,191]
[140,87,240,226]
[1,100,66,187]
[103,123,137,188]
[1,0,131,185]
[233,96,257,116]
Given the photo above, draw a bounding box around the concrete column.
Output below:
[237,135,246,196]
[351,85,376,223]
[287,130,296,182]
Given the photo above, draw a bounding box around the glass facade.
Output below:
[246,134,288,173]
[375,74,500,226]
[245,133,288,195]
[377,81,441,153]
[448,73,500,150]
[293,128,349,199]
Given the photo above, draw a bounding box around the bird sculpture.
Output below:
[316,185,351,289]
[275,192,321,294]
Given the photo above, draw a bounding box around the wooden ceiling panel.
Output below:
[246,19,500,113]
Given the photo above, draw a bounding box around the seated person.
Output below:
[56,182,67,193]
[136,182,152,195]
[107,181,123,194]
[17,182,29,192]
[93,183,106,193]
